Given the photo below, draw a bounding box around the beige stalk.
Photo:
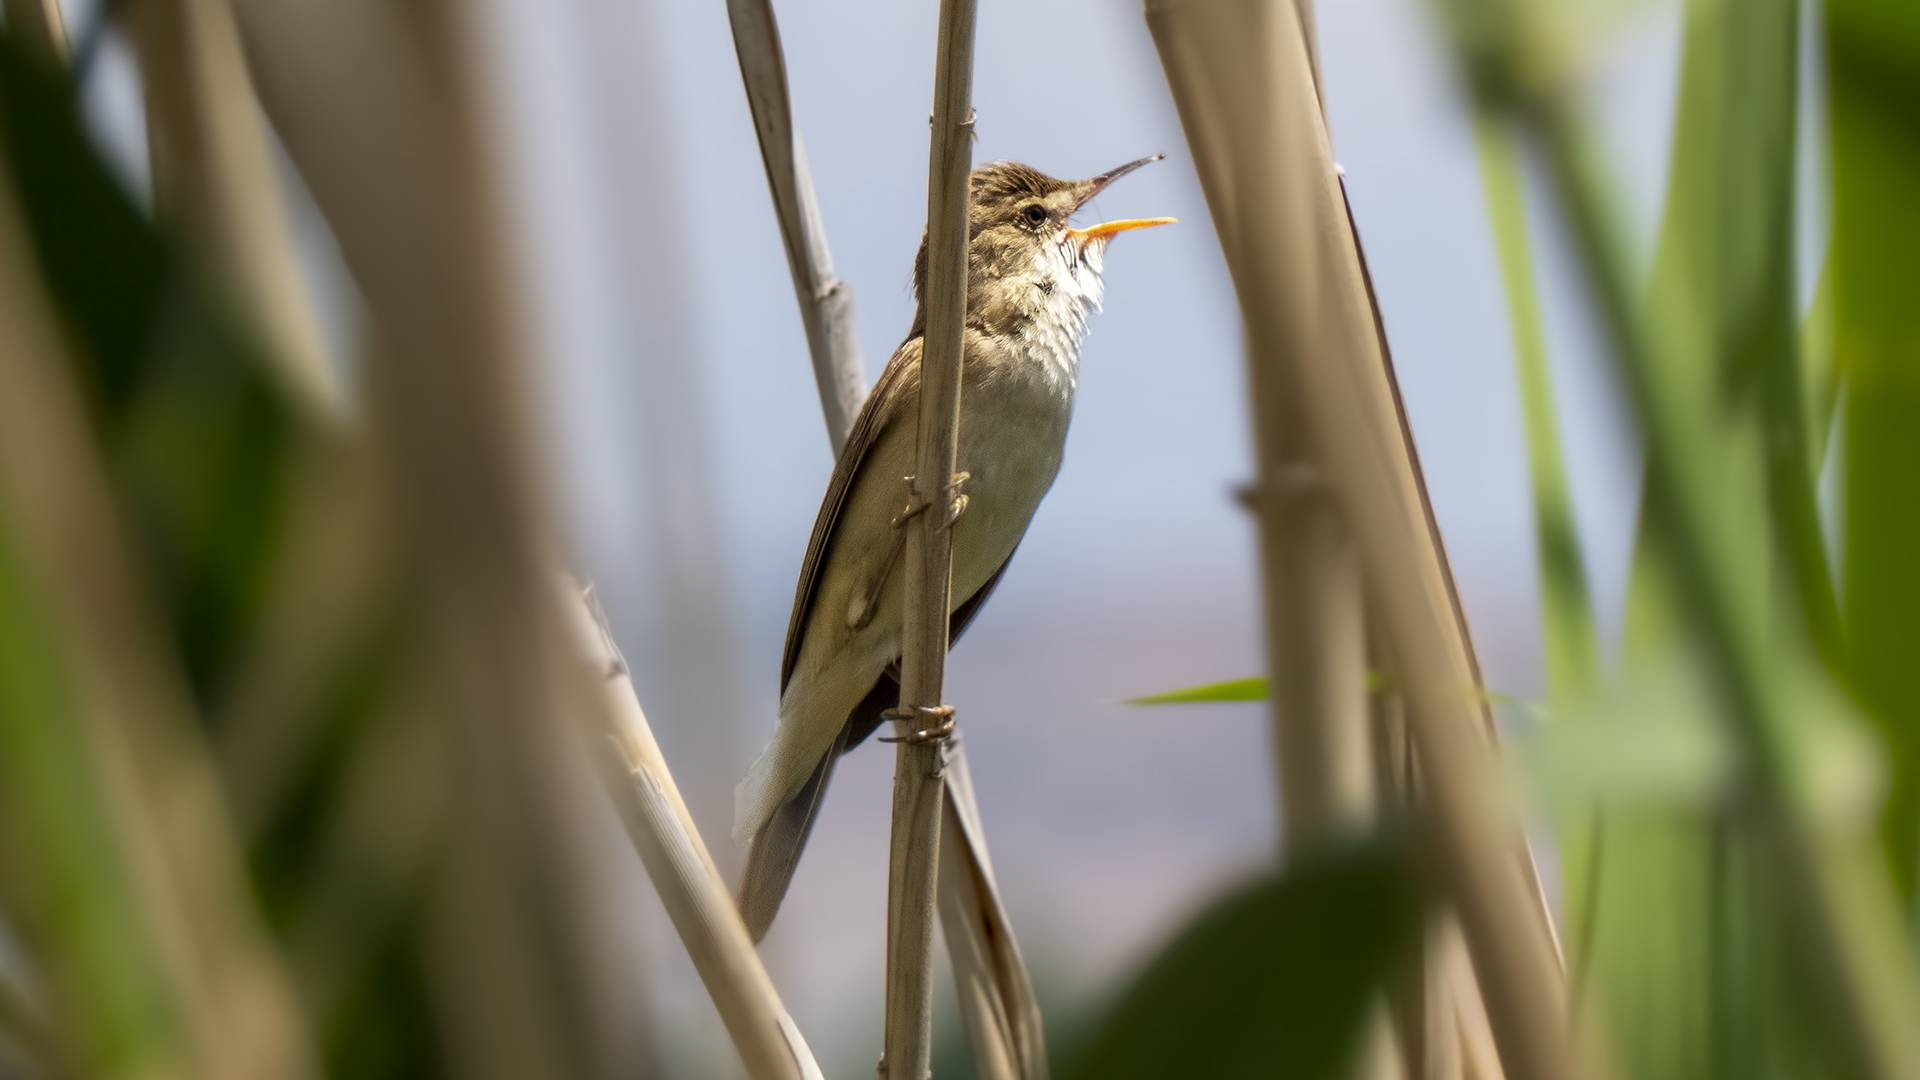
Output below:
[1145,1,1569,1078]
[883,0,979,1074]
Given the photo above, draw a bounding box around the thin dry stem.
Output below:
[565,585,823,1080]
[936,735,1049,1080]
[723,0,865,449]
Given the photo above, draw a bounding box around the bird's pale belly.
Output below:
[946,371,1071,604]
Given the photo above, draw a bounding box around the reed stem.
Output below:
[723,0,866,449]
[1146,0,1569,1075]
[884,0,978,1073]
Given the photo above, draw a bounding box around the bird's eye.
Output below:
[1021,204,1048,227]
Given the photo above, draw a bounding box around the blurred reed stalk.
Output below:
[125,0,338,414]
[1257,0,1378,868]
[0,152,315,1080]
[1145,1,1570,1079]
[885,0,980,1073]
[0,0,65,59]
[224,1,648,1074]
[722,2,1047,1075]
[567,584,823,1080]
[203,1,827,1075]
[1262,1,1397,1073]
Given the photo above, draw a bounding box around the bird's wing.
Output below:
[780,336,922,692]
[826,539,1022,759]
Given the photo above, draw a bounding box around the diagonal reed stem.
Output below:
[722,0,866,450]
[566,583,823,1080]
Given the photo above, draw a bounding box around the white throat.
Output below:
[1015,237,1108,389]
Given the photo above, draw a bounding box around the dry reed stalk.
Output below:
[936,733,1048,1080]
[723,0,866,449]
[227,2,634,1075]
[721,3,1047,1072]
[1144,2,1568,1079]
[0,0,66,59]
[884,0,980,1073]
[565,584,824,1080]
[1262,479,1373,846]
[125,0,338,413]
[0,156,315,1080]
[228,4,831,1075]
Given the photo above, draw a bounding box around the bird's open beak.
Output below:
[1070,154,1166,210]
[1065,155,1174,252]
[1066,217,1177,249]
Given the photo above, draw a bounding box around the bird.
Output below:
[734,156,1174,941]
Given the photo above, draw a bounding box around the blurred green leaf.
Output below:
[1801,254,1839,470]
[1472,115,1600,707]
[1545,0,1907,1068]
[0,36,164,416]
[1522,656,1731,813]
[0,31,294,706]
[1062,834,1421,1080]
[0,499,189,1079]
[1830,0,1920,903]
[0,26,429,1076]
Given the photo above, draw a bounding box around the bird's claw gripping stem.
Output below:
[879,704,956,744]
[894,472,971,530]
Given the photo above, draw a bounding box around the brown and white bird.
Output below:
[735,156,1173,941]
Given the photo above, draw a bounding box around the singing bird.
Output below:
[735,156,1173,940]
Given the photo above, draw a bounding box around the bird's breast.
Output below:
[948,348,1075,594]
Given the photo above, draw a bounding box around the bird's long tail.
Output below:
[738,673,896,942]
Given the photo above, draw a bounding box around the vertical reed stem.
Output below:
[884,0,978,1074]
[1145,0,1568,1076]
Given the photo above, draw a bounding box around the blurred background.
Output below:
[40,0,1827,1072]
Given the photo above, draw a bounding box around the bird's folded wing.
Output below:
[780,336,922,692]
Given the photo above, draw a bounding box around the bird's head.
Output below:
[909,156,1174,346]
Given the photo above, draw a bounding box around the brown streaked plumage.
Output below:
[735,156,1173,941]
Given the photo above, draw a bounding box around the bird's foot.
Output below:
[894,472,972,530]
[879,703,956,744]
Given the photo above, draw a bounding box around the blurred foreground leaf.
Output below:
[1063,834,1421,1080]
[1830,0,1920,902]
[0,25,429,1076]
[0,30,295,706]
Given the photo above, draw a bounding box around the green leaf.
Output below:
[1472,115,1600,705]
[1129,670,1507,705]
[0,494,188,1079]
[1830,0,1920,902]
[1127,677,1269,704]
[1062,834,1422,1080]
